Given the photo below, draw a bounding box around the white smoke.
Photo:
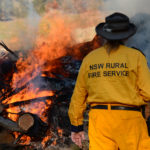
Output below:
[101,0,150,17]
[20,1,41,51]
[0,0,41,51]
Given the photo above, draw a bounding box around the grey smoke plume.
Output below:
[126,13,150,65]
[102,0,150,65]
[0,0,41,51]
[54,0,102,13]
[102,0,150,17]
[20,1,41,50]
[0,0,13,19]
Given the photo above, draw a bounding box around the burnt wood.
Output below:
[0,144,33,150]
[0,41,18,58]
[0,127,15,144]
[17,113,48,140]
[0,35,104,146]
[4,96,55,109]
[0,116,22,132]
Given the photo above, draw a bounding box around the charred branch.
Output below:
[0,127,15,144]
[0,36,104,146]
[0,84,27,103]
[0,75,59,103]
[0,104,4,113]
[13,134,24,145]
[0,113,48,141]
[4,96,55,109]
[0,41,18,59]
[0,116,23,132]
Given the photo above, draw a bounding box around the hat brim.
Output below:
[96,23,137,40]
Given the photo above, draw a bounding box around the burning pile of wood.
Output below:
[0,36,103,149]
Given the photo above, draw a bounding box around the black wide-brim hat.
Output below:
[96,12,137,40]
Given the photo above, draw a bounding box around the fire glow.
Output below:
[4,13,74,121]
[0,12,78,145]
[0,6,104,146]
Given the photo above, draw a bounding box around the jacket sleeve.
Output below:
[137,53,150,101]
[68,59,88,132]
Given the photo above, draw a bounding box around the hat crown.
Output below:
[106,12,129,23]
[95,12,137,40]
[103,13,131,32]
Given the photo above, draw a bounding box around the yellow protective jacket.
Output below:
[68,45,150,132]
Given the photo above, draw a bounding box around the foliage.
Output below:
[0,0,30,18]
[32,0,47,15]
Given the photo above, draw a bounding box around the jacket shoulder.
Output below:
[131,47,146,57]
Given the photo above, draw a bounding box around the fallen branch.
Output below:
[4,96,55,109]
[0,41,18,58]
[0,113,48,140]
[0,116,23,132]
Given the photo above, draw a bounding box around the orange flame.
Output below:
[6,89,53,122]
[4,12,76,125]
[57,128,63,137]
[14,133,31,145]
[3,8,105,145]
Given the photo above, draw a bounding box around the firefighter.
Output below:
[68,12,150,150]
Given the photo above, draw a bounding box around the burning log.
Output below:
[0,116,22,132]
[0,75,58,102]
[18,114,34,131]
[0,33,104,148]
[4,96,55,109]
[0,112,48,140]
[0,113,48,145]
[17,113,48,140]
[0,85,27,103]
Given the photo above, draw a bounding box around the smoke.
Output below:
[125,13,150,65]
[0,0,41,51]
[1,0,150,64]
[101,0,150,65]
[19,1,41,51]
[53,0,102,13]
[101,0,150,17]
[0,0,105,50]
[0,0,13,19]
